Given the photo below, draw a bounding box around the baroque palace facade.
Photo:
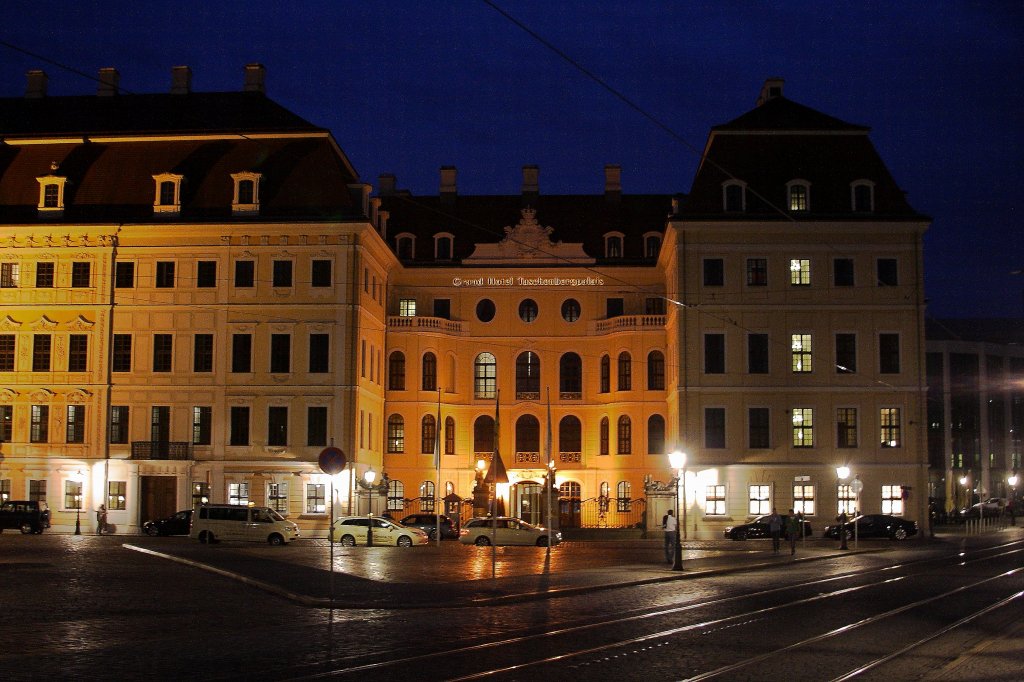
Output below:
[0,69,930,538]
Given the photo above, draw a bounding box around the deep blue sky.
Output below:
[2,1,1021,318]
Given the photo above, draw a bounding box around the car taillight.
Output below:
[459,528,468,536]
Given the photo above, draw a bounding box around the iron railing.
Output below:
[130,441,192,460]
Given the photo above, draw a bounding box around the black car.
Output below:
[399,513,458,540]
[823,513,917,541]
[0,500,50,534]
[143,509,193,536]
[723,514,813,541]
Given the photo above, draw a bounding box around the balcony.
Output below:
[388,316,464,335]
[592,315,666,334]
[131,441,192,460]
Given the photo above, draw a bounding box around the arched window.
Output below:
[616,481,632,512]
[559,353,582,394]
[421,414,436,454]
[788,180,810,212]
[435,235,453,260]
[600,417,609,455]
[386,479,404,512]
[473,415,495,454]
[605,233,624,258]
[388,351,405,391]
[851,181,875,212]
[420,481,435,511]
[445,481,455,496]
[647,350,665,390]
[474,352,496,399]
[618,352,632,391]
[444,416,455,455]
[647,415,665,454]
[560,481,581,499]
[515,351,540,398]
[723,181,746,212]
[396,235,414,260]
[617,415,632,454]
[422,352,437,391]
[515,415,540,456]
[644,234,662,259]
[600,354,610,393]
[387,414,404,453]
[559,416,581,455]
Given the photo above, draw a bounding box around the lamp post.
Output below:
[669,450,686,571]
[357,468,388,547]
[837,466,849,550]
[959,473,969,519]
[1008,473,1018,526]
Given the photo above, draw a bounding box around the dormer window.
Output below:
[396,233,415,260]
[434,233,454,260]
[231,172,261,214]
[152,173,184,214]
[787,180,810,212]
[604,232,624,259]
[643,232,662,259]
[36,175,68,216]
[851,180,875,212]
[723,181,746,212]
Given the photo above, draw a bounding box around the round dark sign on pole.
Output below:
[318,446,347,475]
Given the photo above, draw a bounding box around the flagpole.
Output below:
[492,390,499,579]
[546,387,553,557]
[435,387,441,547]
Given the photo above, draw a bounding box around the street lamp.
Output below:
[357,468,388,547]
[959,473,969,517]
[837,466,850,550]
[668,450,686,571]
[1008,473,1018,526]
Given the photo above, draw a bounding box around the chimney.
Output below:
[757,77,785,106]
[25,70,48,98]
[378,173,396,196]
[440,166,457,204]
[171,66,192,94]
[604,164,622,203]
[244,63,266,93]
[522,165,539,205]
[97,67,119,96]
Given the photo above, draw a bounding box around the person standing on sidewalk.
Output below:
[96,504,107,535]
[663,509,677,564]
[768,508,782,553]
[786,509,800,556]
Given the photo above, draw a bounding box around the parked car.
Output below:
[0,500,50,534]
[961,497,1008,519]
[723,514,812,541]
[332,516,429,546]
[458,517,561,546]
[823,513,918,540]
[400,513,458,540]
[190,504,299,545]
[143,510,193,536]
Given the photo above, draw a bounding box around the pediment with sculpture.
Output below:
[464,208,593,264]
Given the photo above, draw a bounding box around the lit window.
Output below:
[228,482,249,506]
[793,484,814,515]
[788,181,809,211]
[64,479,83,510]
[880,407,901,447]
[748,484,770,515]
[0,263,19,288]
[838,484,856,515]
[230,172,261,214]
[881,485,904,515]
[706,485,726,515]
[268,482,288,514]
[474,352,496,399]
[616,481,631,512]
[791,333,812,372]
[399,298,416,317]
[792,408,814,447]
[790,259,810,286]
[306,483,326,513]
[387,415,405,453]
[107,481,127,511]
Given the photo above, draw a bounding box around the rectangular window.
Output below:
[704,407,725,448]
[880,407,901,447]
[307,407,327,446]
[0,405,12,442]
[0,334,13,371]
[394,298,415,317]
[0,478,9,502]
[196,261,217,288]
[71,262,91,288]
[32,334,51,372]
[309,334,329,373]
[68,334,88,372]
[311,260,332,287]
[792,408,814,447]
[749,484,771,516]
[107,481,127,511]
[793,484,815,515]
[272,260,293,287]
[192,482,210,508]
[791,333,812,372]
[193,334,213,373]
[703,258,724,286]
[228,483,249,506]
[704,334,725,374]
[748,333,769,374]
[231,334,252,373]
[789,184,808,211]
[789,258,810,286]
[268,482,288,513]
[433,298,451,319]
[65,479,83,510]
[29,479,47,503]
[746,258,767,286]
[109,406,129,444]
[112,334,132,372]
[749,407,770,449]
[115,262,135,288]
[706,485,726,515]
[268,406,288,446]
[270,334,291,373]
[835,333,857,373]
[229,406,250,446]
[836,408,858,448]
[881,485,904,515]
[192,406,212,445]
[155,261,175,288]
[879,333,900,373]
[234,260,255,288]
[877,258,898,286]
[606,298,624,318]
[833,258,854,287]
[306,483,326,513]
[0,262,19,288]
[645,297,666,315]
[36,262,54,288]
[66,405,85,443]
[153,334,172,372]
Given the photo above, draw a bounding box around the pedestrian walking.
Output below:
[663,509,677,564]
[768,508,782,553]
[96,504,107,535]
[1008,499,1015,526]
[786,509,800,556]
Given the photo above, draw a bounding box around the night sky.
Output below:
[2,1,1021,318]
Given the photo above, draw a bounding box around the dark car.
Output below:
[723,514,813,541]
[0,500,50,534]
[143,509,193,536]
[823,513,917,541]
[400,513,458,540]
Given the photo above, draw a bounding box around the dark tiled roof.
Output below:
[713,96,868,132]
[378,193,674,264]
[926,318,1024,346]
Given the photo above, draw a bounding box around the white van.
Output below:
[190,504,299,545]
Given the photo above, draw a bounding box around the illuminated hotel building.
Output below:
[0,71,930,537]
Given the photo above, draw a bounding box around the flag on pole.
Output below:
[485,390,508,485]
[546,387,553,466]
